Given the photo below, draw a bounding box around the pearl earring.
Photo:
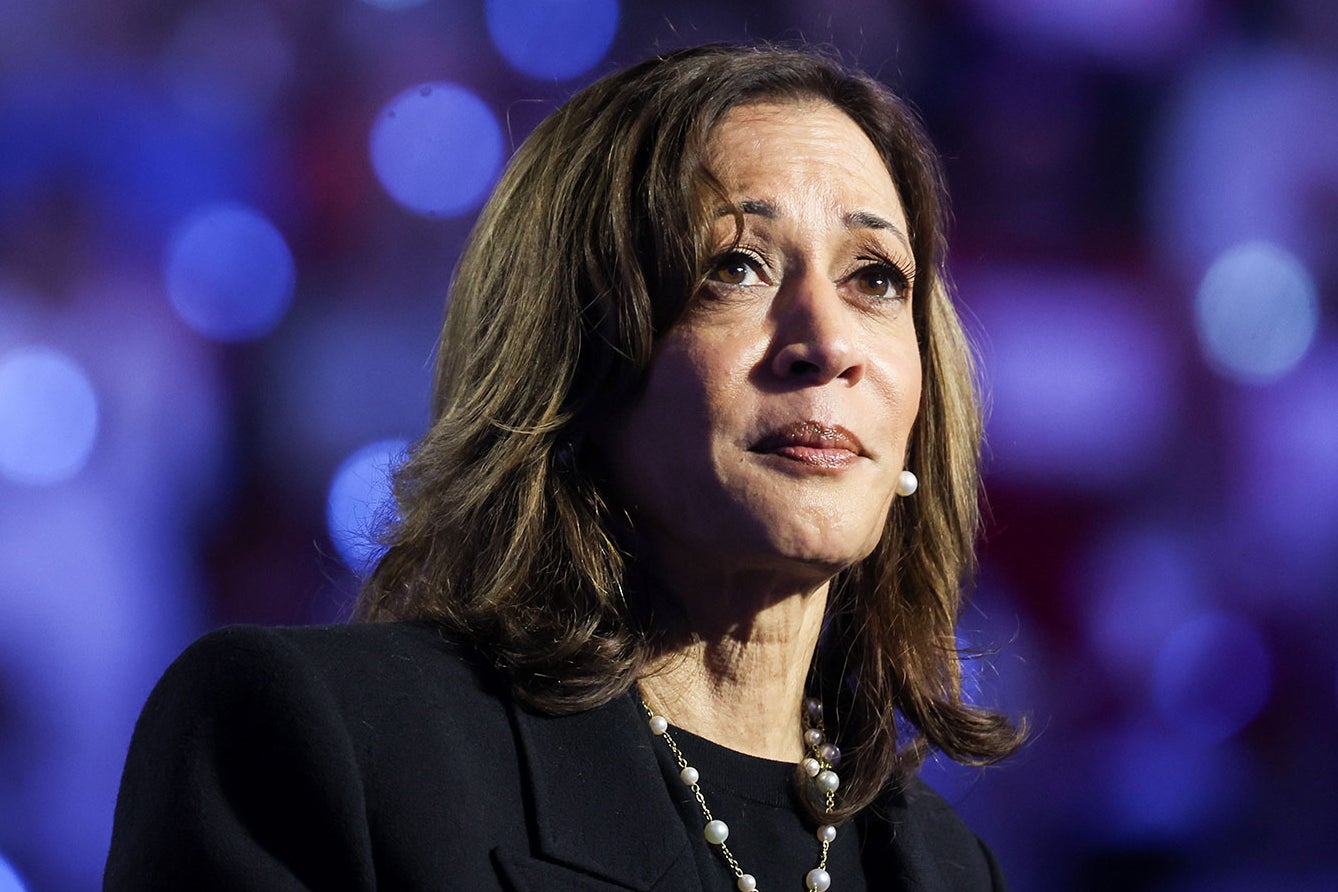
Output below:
[895,470,918,497]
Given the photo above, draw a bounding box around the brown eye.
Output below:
[854,264,908,299]
[707,252,763,287]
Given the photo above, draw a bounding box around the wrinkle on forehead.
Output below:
[705,100,910,244]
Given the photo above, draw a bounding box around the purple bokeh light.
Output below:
[0,853,27,892]
[164,203,295,342]
[0,346,98,485]
[1153,612,1271,741]
[326,438,408,575]
[1150,48,1338,279]
[1093,728,1247,843]
[486,0,619,81]
[967,268,1178,490]
[1218,341,1338,603]
[1195,241,1319,383]
[1,486,208,889]
[1077,525,1207,691]
[963,0,1206,66]
[369,83,502,218]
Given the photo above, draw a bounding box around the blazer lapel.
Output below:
[509,691,702,892]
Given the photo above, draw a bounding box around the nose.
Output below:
[768,271,865,385]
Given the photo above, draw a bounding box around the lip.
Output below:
[749,421,866,470]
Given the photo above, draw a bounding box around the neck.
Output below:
[637,566,831,762]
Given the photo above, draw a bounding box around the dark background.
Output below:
[1,1,1335,889]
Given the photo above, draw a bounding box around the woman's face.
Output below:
[605,100,922,586]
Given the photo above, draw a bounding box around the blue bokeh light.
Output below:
[369,83,502,218]
[164,203,295,342]
[0,347,98,486]
[326,439,408,575]
[1154,612,1271,741]
[0,852,28,892]
[486,0,619,81]
[1195,241,1318,383]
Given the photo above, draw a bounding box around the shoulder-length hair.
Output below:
[358,43,1023,820]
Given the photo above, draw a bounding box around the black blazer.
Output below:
[105,622,1006,890]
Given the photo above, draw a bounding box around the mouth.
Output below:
[748,421,866,469]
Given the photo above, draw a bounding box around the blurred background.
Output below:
[1,0,1335,889]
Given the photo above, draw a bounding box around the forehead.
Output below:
[704,100,906,230]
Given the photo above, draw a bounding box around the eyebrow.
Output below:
[717,200,911,248]
[737,198,777,218]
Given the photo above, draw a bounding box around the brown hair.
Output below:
[357,43,1023,820]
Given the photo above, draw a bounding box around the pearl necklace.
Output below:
[640,696,841,892]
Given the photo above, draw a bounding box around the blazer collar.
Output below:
[509,690,702,891]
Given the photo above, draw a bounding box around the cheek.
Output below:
[872,335,924,432]
[666,322,762,418]
[606,341,718,480]
[905,357,924,426]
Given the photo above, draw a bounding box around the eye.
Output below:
[707,251,767,287]
[851,262,911,300]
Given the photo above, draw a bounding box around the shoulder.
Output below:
[898,775,985,846]
[876,775,1009,891]
[169,619,478,673]
[108,622,524,888]
[105,625,527,887]
[136,621,515,764]
[159,621,500,705]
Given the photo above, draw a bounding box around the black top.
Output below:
[105,622,1007,890]
[652,723,869,892]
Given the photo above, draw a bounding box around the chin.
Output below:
[752,522,885,580]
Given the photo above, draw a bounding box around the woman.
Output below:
[107,44,1023,890]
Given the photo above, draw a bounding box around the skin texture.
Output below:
[608,101,923,759]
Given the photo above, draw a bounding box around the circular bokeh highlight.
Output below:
[369,83,502,218]
[486,0,619,81]
[0,347,99,486]
[164,203,296,342]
